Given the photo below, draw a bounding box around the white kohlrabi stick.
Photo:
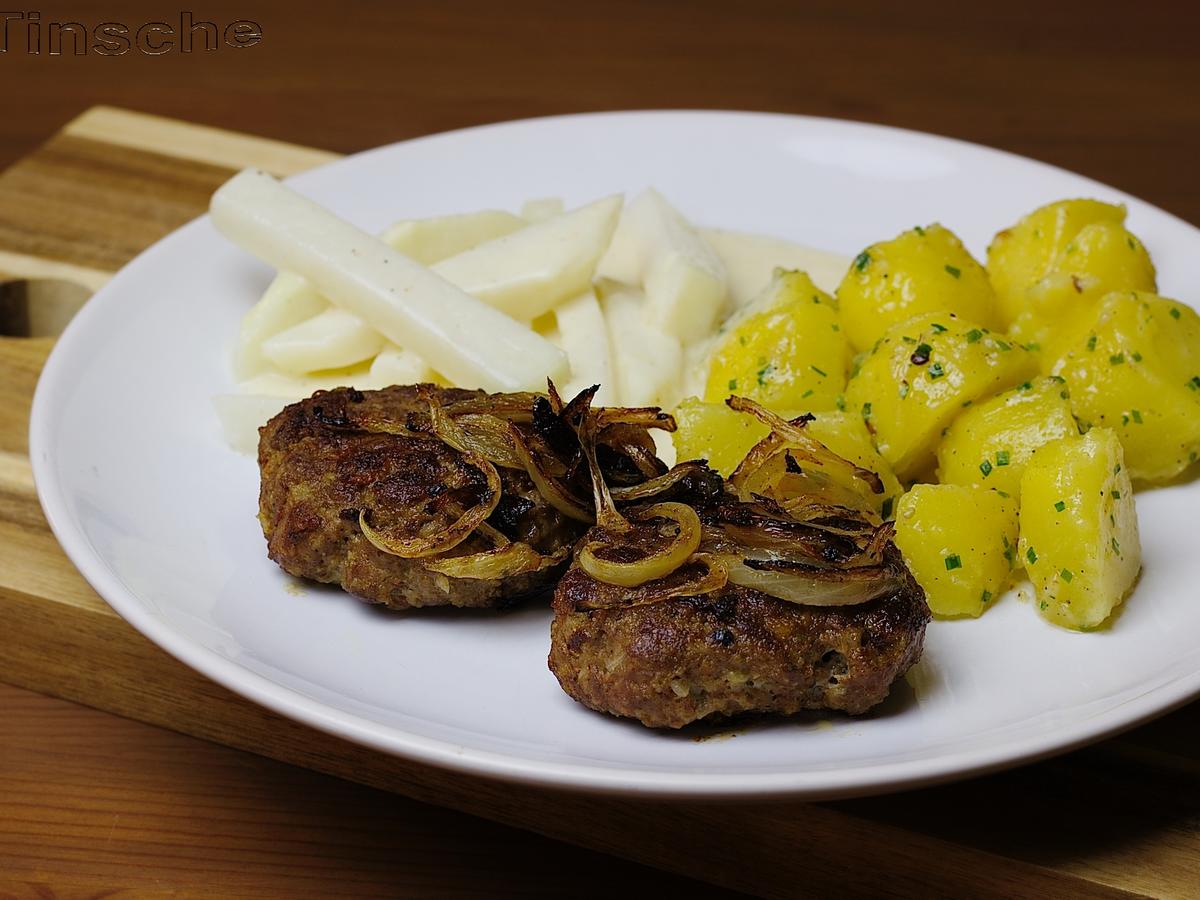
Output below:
[554,288,616,405]
[210,169,568,392]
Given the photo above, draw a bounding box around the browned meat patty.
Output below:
[550,561,928,728]
[258,384,581,610]
[548,493,930,728]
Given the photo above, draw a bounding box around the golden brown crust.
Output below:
[258,385,579,609]
[549,535,929,728]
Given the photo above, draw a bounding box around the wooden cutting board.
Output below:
[1,106,1196,899]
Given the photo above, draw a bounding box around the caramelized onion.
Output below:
[359,450,502,558]
[424,542,569,579]
[509,424,593,523]
[429,404,524,469]
[727,396,884,497]
[578,502,702,587]
[610,460,713,503]
[720,555,901,606]
[574,554,729,609]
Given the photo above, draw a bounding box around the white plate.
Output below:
[31,111,1200,799]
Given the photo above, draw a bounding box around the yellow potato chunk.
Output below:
[704,270,848,410]
[845,312,1037,480]
[672,398,901,514]
[936,376,1079,496]
[893,484,1018,618]
[1018,429,1141,630]
[1045,291,1200,482]
[1007,221,1157,349]
[836,224,1001,352]
[986,198,1128,328]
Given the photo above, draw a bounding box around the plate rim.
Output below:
[29,108,1200,799]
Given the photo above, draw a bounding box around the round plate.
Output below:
[31,111,1200,799]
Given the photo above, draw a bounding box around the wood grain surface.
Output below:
[2,3,1199,896]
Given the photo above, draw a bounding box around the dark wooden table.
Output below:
[3,3,1199,896]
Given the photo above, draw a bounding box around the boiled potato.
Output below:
[845,312,1037,480]
[936,376,1079,496]
[893,484,1019,618]
[986,198,1127,328]
[837,224,1000,352]
[1045,291,1200,482]
[672,398,902,514]
[1019,428,1140,630]
[1007,220,1156,349]
[704,270,849,411]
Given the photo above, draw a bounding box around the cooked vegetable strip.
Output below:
[555,288,617,405]
[381,209,525,264]
[431,195,622,322]
[262,306,386,375]
[234,272,327,378]
[210,169,568,392]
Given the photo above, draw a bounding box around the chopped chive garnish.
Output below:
[1131,351,1143,362]
[981,589,993,604]
[898,381,910,399]
[1111,536,1122,555]
[1131,409,1143,424]
[914,225,926,236]
[861,402,872,419]
[944,265,961,279]
[995,450,1010,466]
[728,378,738,391]
[1060,568,1074,583]
[801,389,814,399]
[966,328,984,343]
[1039,600,1048,611]
[810,365,828,377]
[996,490,1011,498]
[880,496,894,520]
[1170,307,1182,320]
[1054,500,1066,512]
[1026,547,1038,565]
[1111,489,1122,500]
[994,339,1012,351]
[979,459,993,477]
[928,362,946,379]
[835,395,846,411]
[1002,534,1016,566]
[756,363,774,386]
[1017,381,1032,391]
[854,251,871,272]
[944,554,963,571]
[1110,353,1125,365]
[1023,342,1041,352]
[1086,334,1098,351]
[931,322,948,333]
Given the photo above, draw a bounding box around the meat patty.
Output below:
[548,492,930,728]
[258,384,581,609]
